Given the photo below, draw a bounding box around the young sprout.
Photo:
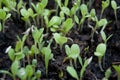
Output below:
[20,8,37,27]
[67,66,79,80]
[53,33,67,50]
[102,68,111,80]
[79,4,88,31]
[65,44,80,66]
[41,44,53,76]
[90,18,108,41]
[94,43,106,71]
[100,0,110,19]
[61,18,74,35]
[2,0,16,11]
[111,0,119,28]
[0,60,20,80]
[47,16,62,32]
[113,65,120,80]
[100,30,113,44]
[0,9,11,32]
[66,57,92,80]
[31,0,48,26]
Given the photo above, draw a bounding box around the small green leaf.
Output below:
[100,31,106,42]
[41,0,48,8]
[70,44,80,59]
[35,70,41,79]
[53,33,67,47]
[95,43,106,57]
[0,9,6,20]
[97,19,107,28]
[80,4,88,16]
[17,68,27,80]
[26,65,34,78]
[113,65,120,75]
[65,45,71,56]
[8,48,15,61]
[111,0,117,10]
[11,60,19,76]
[67,66,79,80]
[0,70,12,77]
[61,7,70,16]
[48,16,61,27]
[62,18,73,34]
[74,15,79,24]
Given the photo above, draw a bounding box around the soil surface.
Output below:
[0,0,120,80]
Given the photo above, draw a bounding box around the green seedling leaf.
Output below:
[80,4,88,16]
[65,45,71,56]
[5,13,11,21]
[17,68,27,80]
[48,16,61,27]
[41,47,53,75]
[113,65,120,80]
[35,70,41,79]
[17,0,23,11]
[26,65,34,78]
[61,7,70,16]
[31,45,39,54]
[100,31,106,43]
[97,19,107,28]
[55,0,62,8]
[32,59,37,67]
[90,9,96,17]
[11,60,19,76]
[111,0,117,10]
[0,70,12,77]
[67,66,79,80]
[105,68,111,79]
[64,0,69,7]
[41,0,48,8]
[80,57,92,79]
[32,27,44,43]
[15,52,25,60]
[74,15,79,24]
[102,0,110,11]
[65,44,80,59]
[62,18,74,34]
[94,43,106,57]
[8,48,15,61]
[0,9,6,20]
[53,33,67,47]
[70,44,80,58]
[15,40,22,52]
[70,4,79,16]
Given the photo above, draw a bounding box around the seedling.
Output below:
[67,57,92,80]
[0,9,11,32]
[47,16,62,32]
[100,30,113,44]
[53,33,67,50]
[111,0,118,25]
[0,60,19,80]
[67,66,79,80]
[41,43,53,76]
[100,0,110,19]
[94,43,106,71]
[79,4,88,31]
[65,44,80,66]
[89,18,108,41]
[31,0,48,26]
[102,68,111,80]
[61,18,74,35]
[20,8,37,27]
[113,65,120,80]
[2,0,16,11]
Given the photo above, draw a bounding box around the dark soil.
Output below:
[0,0,120,80]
